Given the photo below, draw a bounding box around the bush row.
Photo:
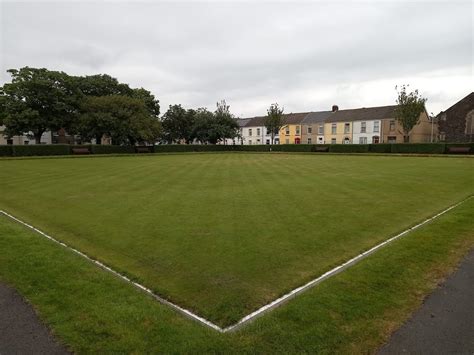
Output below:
[0,143,472,157]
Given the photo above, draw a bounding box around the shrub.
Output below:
[390,143,446,154]
[0,145,13,157]
[328,144,370,153]
[369,144,392,153]
[12,144,71,156]
[90,145,136,154]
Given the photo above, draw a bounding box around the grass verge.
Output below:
[0,197,473,353]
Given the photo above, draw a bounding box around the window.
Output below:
[331,138,336,144]
[275,138,280,144]
[257,139,261,144]
[24,140,29,145]
[360,122,366,133]
[344,123,350,133]
[374,121,380,132]
[307,126,312,134]
[248,139,252,145]
[266,139,270,144]
[257,128,261,136]
[318,137,324,143]
[331,123,337,134]
[6,139,13,145]
[266,128,271,135]
[307,138,312,144]
[388,136,396,143]
[372,136,379,144]
[344,137,350,144]
[249,128,252,136]
[318,125,324,134]
[359,137,367,144]
[296,126,300,135]
[389,120,395,131]
[285,138,289,144]
[285,127,290,135]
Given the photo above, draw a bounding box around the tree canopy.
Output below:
[394,85,427,142]
[264,103,285,144]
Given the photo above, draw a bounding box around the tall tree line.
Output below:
[0,67,160,144]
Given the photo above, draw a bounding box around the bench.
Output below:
[314,146,329,152]
[447,146,471,154]
[135,146,152,153]
[72,147,91,155]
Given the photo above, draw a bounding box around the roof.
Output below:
[301,111,333,124]
[244,112,311,127]
[236,118,251,128]
[327,105,398,123]
[440,92,474,116]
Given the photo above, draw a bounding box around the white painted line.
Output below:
[0,210,224,333]
[1,195,471,333]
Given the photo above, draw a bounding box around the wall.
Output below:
[324,121,352,144]
[352,120,382,144]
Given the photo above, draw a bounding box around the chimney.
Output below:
[332,105,339,112]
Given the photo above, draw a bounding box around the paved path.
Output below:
[0,283,68,354]
[379,248,474,354]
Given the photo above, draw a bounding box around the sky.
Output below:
[0,0,472,118]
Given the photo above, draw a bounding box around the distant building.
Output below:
[437,92,474,142]
[0,126,52,145]
[301,111,332,144]
[241,116,280,145]
[277,112,309,145]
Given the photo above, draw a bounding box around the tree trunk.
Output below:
[96,134,102,145]
[403,135,409,143]
[34,131,44,144]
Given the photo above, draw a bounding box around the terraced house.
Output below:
[240,116,278,145]
[300,111,332,144]
[278,112,309,144]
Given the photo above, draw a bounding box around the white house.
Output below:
[352,120,382,144]
[0,126,53,145]
[240,116,279,145]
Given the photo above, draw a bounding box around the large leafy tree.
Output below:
[0,67,79,143]
[191,108,216,144]
[161,104,195,144]
[77,95,160,145]
[264,103,285,144]
[394,85,427,142]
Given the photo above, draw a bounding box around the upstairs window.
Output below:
[331,123,337,134]
[344,123,350,134]
[318,124,324,135]
[257,128,261,136]
[360,122,366,133]
[296,126,300,135]
[389,120,395,131]
[249,128,252,136]
[374,121,380,132]
[285,127,290,135]
[307,126,312,134]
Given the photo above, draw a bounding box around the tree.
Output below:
[76,95,160,145]
[264,103,285,144]
[161,104,195,144]
[394,85,427,142]
[214,100,239,145]
[0,67,79,143]
[191,108,216,144]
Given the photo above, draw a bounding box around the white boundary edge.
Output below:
[1,195,471,333]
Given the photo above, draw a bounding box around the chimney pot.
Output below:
[332,105,339,112]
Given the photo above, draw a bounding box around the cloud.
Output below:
[1,0,472,117]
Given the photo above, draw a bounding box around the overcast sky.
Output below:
[0,0,472,117]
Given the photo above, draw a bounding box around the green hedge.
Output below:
[12,144,71,156]
[369,144,392,153]
[390,143,446,154]
[1,143,472,157]
[0,145,13,156]
[328,144,370,153]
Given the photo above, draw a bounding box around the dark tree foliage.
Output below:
[394,85,427,142]
[77,95,160,145]
[161,104,196,144]
[264,103,285,144]
[0,67,79,143]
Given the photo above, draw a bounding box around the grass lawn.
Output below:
[0,153,472,327]
[0,189,473,353]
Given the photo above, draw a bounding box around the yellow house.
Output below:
[324,120,353,144]
[278,112,309,144]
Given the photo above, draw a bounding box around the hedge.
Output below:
[12,144,71,156]
[328,144,370,153]
[0,143,472,157]
[390,143,446,154]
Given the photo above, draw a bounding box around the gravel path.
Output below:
[379,248,474,354]
[0,283,68,354]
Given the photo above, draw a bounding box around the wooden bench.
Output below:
[447,146,471,154]
[314,146,329,152]
[72,147,91,155]
[135,146,152,153]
